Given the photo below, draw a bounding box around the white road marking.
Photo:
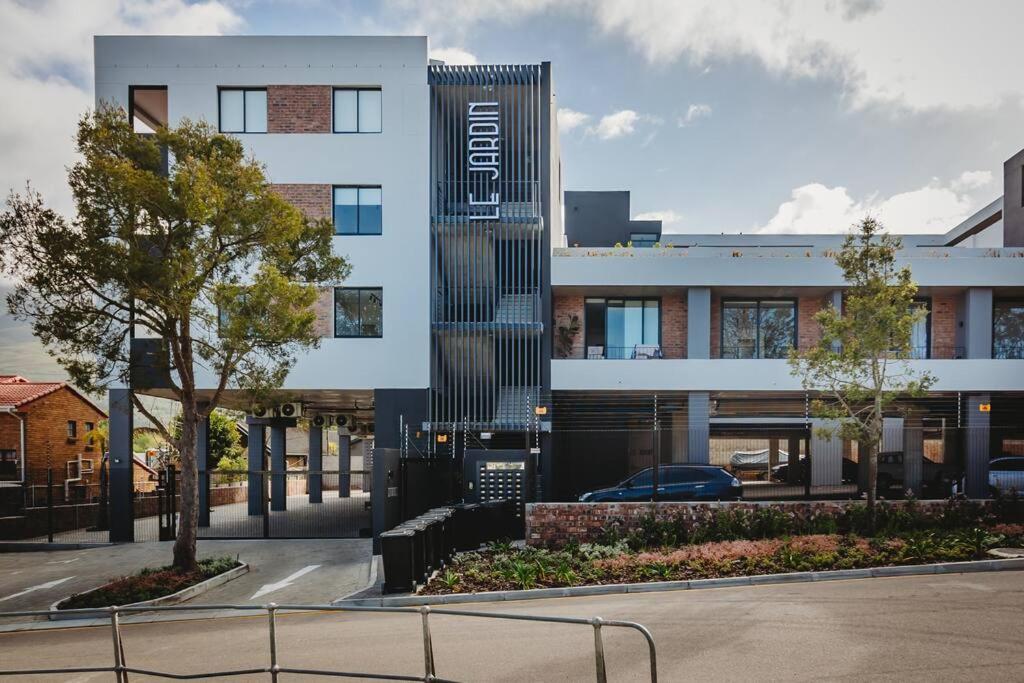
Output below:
[250,565,321,600]
[0,576,76,602]
[46,557,81,565]
[928,581,994,592]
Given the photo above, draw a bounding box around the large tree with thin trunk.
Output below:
[0,106,348,569]
[789,217,935,530]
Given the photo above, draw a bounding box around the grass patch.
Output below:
[58,556,241,610]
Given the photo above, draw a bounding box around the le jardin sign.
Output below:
[467,101,500,220]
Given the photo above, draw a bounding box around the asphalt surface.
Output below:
[1,570,1022,681]
[0,538,372,620]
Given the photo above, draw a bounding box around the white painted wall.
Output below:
[94,36,431,391]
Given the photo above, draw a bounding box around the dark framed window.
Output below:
[583,298,660,359]
[66,421,77,439]
[84,421,95,448]
[0,449,16,462]
[334,288,383,338]
[908,299,931,359]
[994,300,1024,359]
[721,299,796,359]
[629,232,658,248]
[333,88,382,133]
[333,186,382,235]
[218,87,267,133]
[129,85,168,134]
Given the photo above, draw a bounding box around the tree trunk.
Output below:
[866,408,883,535]
[173,398,199,571]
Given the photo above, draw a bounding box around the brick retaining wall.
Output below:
[525,500,987,548]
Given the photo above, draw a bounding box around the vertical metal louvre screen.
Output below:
[429,65,543,432]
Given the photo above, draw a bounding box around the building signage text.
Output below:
[467,101,500,220]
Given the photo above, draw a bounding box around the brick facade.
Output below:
[526,500,988,548]
[710,293,721,358]
[661,294,687,358]
[267,85,332,134]
[313,287,334,338]
[553,294,584,358]
[272,183,332,220]
[0,387,107,487]
[797,296,825,351]
[931,295,958,359]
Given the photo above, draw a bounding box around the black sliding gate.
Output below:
[194,469,372,539]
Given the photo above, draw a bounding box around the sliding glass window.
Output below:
[584,298,660,359]
[335,288,383,338]
[994,300,1024,359]
[721,299,795,359]
[333,186,382,235]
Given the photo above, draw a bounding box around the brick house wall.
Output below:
[267,85,332,134]
[272,183,332,220]
[710,293,721,358]
[797,296,825,351]
[0,387,106,487]
[553,295,584,358]
[661,294,687,358]
[931,295,958,359]
[313,287,334,339]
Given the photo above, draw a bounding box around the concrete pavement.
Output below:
[0,539,372,620]
[1,570,1022,681]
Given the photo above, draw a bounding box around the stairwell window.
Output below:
[333,88,382,133]
[218,88,267,133]
[335,288,383,338]
[333,186,382,235]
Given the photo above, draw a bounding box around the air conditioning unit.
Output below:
[251,405,271,418]
[278,402,302,419]
[311,413,332,428]
[334,414,352,428]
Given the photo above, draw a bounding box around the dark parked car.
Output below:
[769,458,859,485]
[876,451,960,496]
[578,465,743,502]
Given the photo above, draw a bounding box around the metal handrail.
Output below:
[0,602,657,682]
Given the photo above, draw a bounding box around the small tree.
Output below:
[0,106,348,569]
[172,409,244,466]
[789,217,935,530]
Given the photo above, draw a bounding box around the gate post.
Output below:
[338,431,351,498]
[108,388,135,542]
[308,425,323,504]
[247,421,265,516]
[270,422,287,511]
[197,410,211,527]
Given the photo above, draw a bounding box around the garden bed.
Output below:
[54,556,245,611]
[423,499,1024,595]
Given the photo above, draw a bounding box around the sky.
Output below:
[1,0,1023,381]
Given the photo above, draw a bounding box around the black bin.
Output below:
[380,528,416,594]
[396,520,429,584]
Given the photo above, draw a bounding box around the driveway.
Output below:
[1,571,1022,680]
[0,538,372,621]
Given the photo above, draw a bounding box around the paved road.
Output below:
[1,571,1022,681]
[0,539,372,619]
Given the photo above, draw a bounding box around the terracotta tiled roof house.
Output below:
[0,375,110,500]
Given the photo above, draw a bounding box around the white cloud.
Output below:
[950,170,994,193]
[557,107,590,132]
[397,0,1024,111]
[756,174,994,235]
[429,46,478,64]
[678,103,712,127]
[0,0,243,216]
[634,210,682,225]
[589,110,639,139]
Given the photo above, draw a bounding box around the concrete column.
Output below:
[308,426,323,504]
[963,288,993,359]
[903,415,924,497]
[687,288,712,359]
[787,437,801,484]
[247,422,264,516]
[108,388,134,543]
[270,423,287,511]
[964,394,991,498]
[196,411,211,527]
[338,432,352,498]
[810,419,843,486]
[687,392,710,464]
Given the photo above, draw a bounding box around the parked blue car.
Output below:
[578,465,743,502]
